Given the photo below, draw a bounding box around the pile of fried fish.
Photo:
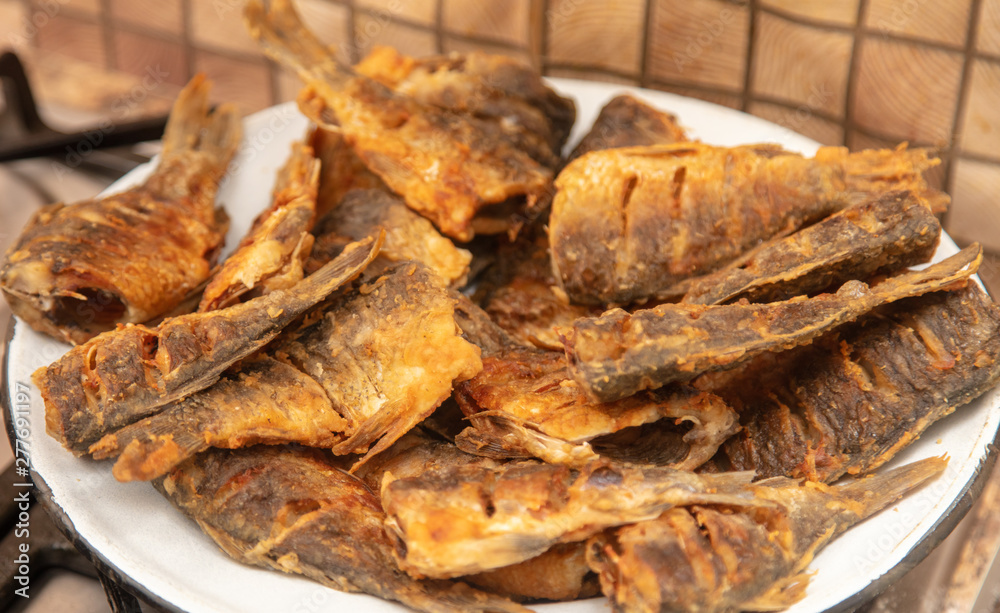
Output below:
[4,1,1000,612]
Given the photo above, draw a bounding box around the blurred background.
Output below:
[2,0,1000,611]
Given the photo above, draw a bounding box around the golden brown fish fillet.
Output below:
[88,260,480,478]
[281,261,482,469]
[677,190,942,305]
[466,544,600,603]
[35,235,381,455]
[566,245,982,402]
[550,142,949,305]
[198,140,320,311]
[567,94,689,162]
[358,45,575,155]
[0,75,240,344]
[156,446,532,613]
[245,0,553,241]
[381,459,765,578]
[587,456,947,613]
[310,188,472,287]
[712,282,1000,482]
[454,346,738,469]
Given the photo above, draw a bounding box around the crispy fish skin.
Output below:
[356,45,573,165]
[454,346,738,469]
[88,354,347,481]
[679,190,942,305]
[1,75,240,344]
[309,126,387,216]
[199,140,320,312]
[566,245,982,403]
[311,188,472,287]
[587,456,947,613]
[35,235,382,455]
[156,446,531,613]
[466,543,600,603]
[246,0,553,242]
[567,94,689,162]
[717,282,1000,482]
[282,261,482,469]
[550,143,947,305]
[381,459,764,579]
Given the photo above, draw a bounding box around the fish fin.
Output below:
[243,0,351,90]
[455,412,599,466]
[742,571,811,611]
[834,455,948,518]
[337,397,439,472]
[844,145,949,213]
[158,73,241,166]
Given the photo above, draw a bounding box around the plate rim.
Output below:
[3,79,999,612]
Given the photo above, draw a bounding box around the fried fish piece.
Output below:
[309,189,472,287]
[1,75,240,344]
[156,446,531,613]
[282,261,482,469]
[714,282,1000,482]
[90,260,480,477]
[678,190,942,305]
[36,235,381,455]
[567,94,689,162]
[550,143,948,305]
[356,45,574,164]
[466,543,600,603]
[454,346,738,469]
[309,126,387,215]
[566,245,982,403]
[381,459,765,578]
[587,456,947,613]
[199,139,320,311]
[245,0,552,241]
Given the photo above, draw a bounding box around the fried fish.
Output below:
[550,143,948,305]
[89,260,481,478]
[714,282,1000,482]
[381,459,764,578]
[678,190,941,305]
[36,235,381,455]
[567,94,689,162]
[566,245,982,403]
[454,346,738,469]
[245,0,553,241]
[157,446,531,613]
[587,456,947,613]
[1,75,240,344]
[199,139,320,311]
[309,188,472,287]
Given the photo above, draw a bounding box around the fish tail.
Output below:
[844,145,950,213]
[89,412,210,482]
[271,140,321,208]
[278,230,383,315]
[243,0,349,90]
[158,73,242,167]
[872,243,981,297]
[834,455,948,518]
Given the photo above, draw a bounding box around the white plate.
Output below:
[4,79,1000,613]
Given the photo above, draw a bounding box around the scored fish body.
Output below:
[36,234,382,455]
[454,345,738,469]
[567,244,983,403]
[1,75,241,344]
[244,0,554,242]
[714,281,1000,482]
[156,446,532,613]
[198,139,320,312]
[678,189,941,305]
[550,143,948,305]
[381,459,766,579]
[586,456,948,613]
